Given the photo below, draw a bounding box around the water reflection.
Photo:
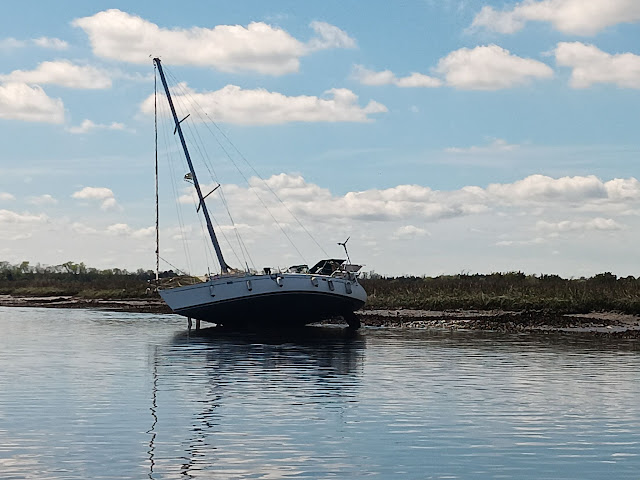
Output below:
[148,327,365,479]
[1,308,639,479]
[147,349,158,479]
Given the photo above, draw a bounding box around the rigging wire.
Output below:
[164,69,314,263]
[165,80,306,266]
[168,82,252,271]
[210,118,330,258]
[160,72,253,275]
[165,74,257,270]
[176,101,253,270]
[158,255,188,276]
[195,210,216,273]
[166,68,329,257]
[157,85,195,274]
[188,122,256,271]
[171,116,221,274]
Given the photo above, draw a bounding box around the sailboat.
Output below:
[152,58,367,329]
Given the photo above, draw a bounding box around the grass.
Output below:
[0,271,155,299]
[359,272,640,314]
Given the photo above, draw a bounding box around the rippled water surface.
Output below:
[1,306,640,479]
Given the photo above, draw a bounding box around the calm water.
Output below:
[1,307,639,479]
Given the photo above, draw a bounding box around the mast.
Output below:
[154,58,230,274]
[154,64,159,284]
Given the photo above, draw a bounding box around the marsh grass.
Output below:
[0,262,156,299]
[2,261,639,314]
[360,272,640,314]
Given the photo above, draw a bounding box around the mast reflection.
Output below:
[148,327,365,478]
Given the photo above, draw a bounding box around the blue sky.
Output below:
[1,0,640,277]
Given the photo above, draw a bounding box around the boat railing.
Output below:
[158,275,205,288]
[331,268,362,282]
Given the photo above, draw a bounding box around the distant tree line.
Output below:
[0,260,176,298]
[1,260,157,278]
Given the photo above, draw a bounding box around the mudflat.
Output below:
[0,295,172,314]
[2,294,639,336]
[359,309,640,336]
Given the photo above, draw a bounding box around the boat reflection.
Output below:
[175,326,365,375]
[147,326,365,478]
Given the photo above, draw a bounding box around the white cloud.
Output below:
[32,37,69,50]
[106,223,154,238]
[604,178,640,201]
[435,45,553,90]
[397,72,443,88]
[99,174,640,234]
[131,226,155,238]
[0,209,47,224]
[67,119,127,134]
[555,42,640,89]
[0,60,111,89]
[106,223,132,236]
[536,218,623,233]
[73,9,354,75]
[210,173,487,224]
[71,187,119,210]
[0,36,68,50]
[101,198,118,210]
[230,173,640,225]
[168,173,640,276]
[446,138,520,154]
[10,233,32,241]
[0,38,25,50]
[0,82,64,124]
[353,65,442,88]
[28,194,57,206]
[72,186,114,201]
[471,0,640,35]
[392,225,429,240]
[3,173,640,277]
[0,192,15,201]
[307,21,357,50]
[142,83,387,125]
[496,237,547,247]
[486,174,608,203]
[353,66,395,86]
[71,222,98,235]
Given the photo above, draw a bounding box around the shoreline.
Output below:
[1,295,639,336]
[358,309,640,337]
[0,294,172,314]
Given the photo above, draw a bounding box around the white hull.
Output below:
[159,272,366,327]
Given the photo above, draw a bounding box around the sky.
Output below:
[1,0,640,278]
